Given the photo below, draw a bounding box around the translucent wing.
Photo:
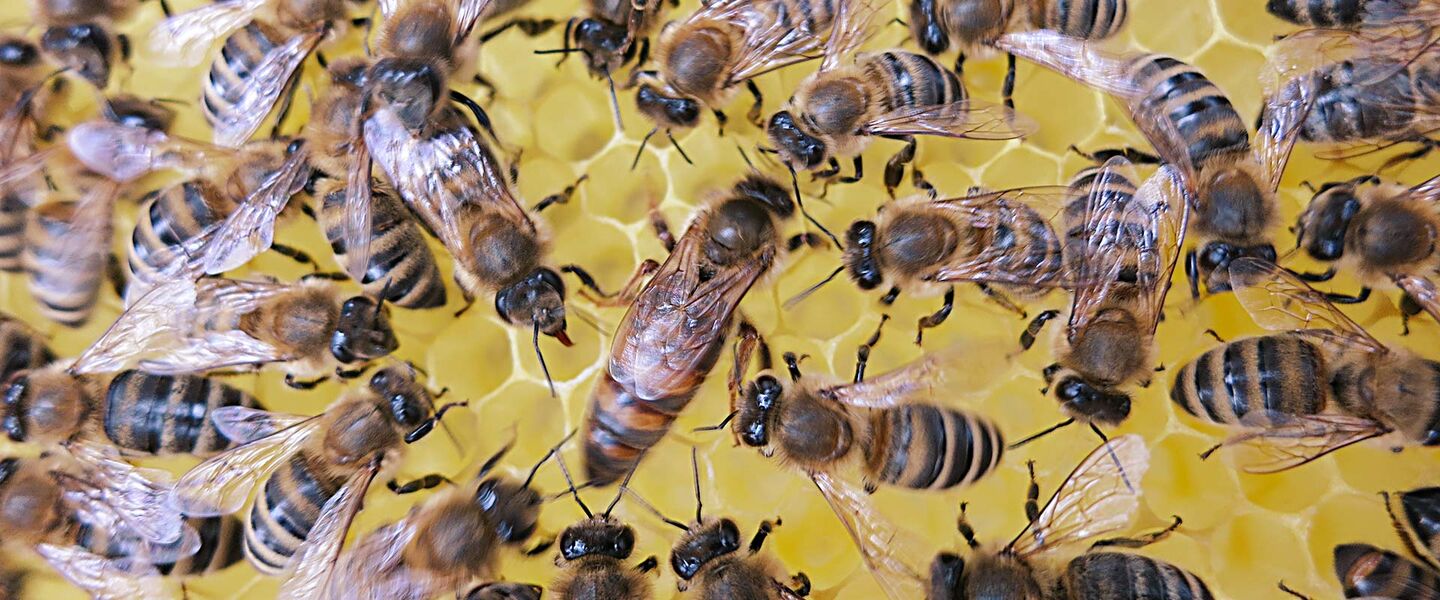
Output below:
[1220,413,1389,473]
[1132,165,1190,333]
[812,471,927,600]
[1226,257,1389,354]
[341,122,375,281]
[35,545,168,600]
[67,122,219,183]
[148,0,273,67]
[454,0,496,44]
[0,149,52,190]
[330,520,426,600]
[277,458,382,600]
[928,186,1079,287]
[1007,434,1150,558]
[820,347,961,408]
[861,99,1037,140]
[62,440,197,551]
[211,405,313,446]
[70,279,200,374]
[818,0,880,72]
[1064,156,1143,339]
[194,144,311,274]
[211,30,325,148]
[1394,274,1440,325]
[1256,56,1318,193]
[722,0,830,84]
[169,412,324,516]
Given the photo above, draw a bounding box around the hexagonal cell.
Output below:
[1210,510,1314,598]
[1144,432,1244,531]
[533,81,618,162]
[1127,0,1217,58]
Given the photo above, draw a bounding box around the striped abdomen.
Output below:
[202,22,284,132]
[0,193,29,271]
[1033,0,1128,39]
[0,319,53,384]
[583,375,700,485]
[1298,58,1427,144]
[1127,55,1249,166]
[1265,0,1368,26]
[1062,165,1155,284]
[244,452,348,574]
[75,516,244,577]
[863,404,1004,490]
[1171,334,1328,426]
[860,51,966,113]
[1064,552,1215,600]
[767,0,839,40]
[320,184,446,309]
[129,181,235,290]
[979,197,1067,293]
[103,370,260,457]
[1335,543,1440,599]
[23,200,110,327]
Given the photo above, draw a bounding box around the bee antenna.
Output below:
[666,129,694,165]
[605,458,644,518]
[602,66,625,131]
[1006,418,1074,450]
[524,430,577,489]
[632,127,658,170]
[1088,423,1136,492]
[788,165,842,250]
[690,446,704,523]
[736,143,756,171]
[783,265,845,310]
[533,321,558,398]
[553,451,593,519]
[621,483,690,531]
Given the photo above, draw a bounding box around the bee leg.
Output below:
[106,253,126,299]
[283,374,327,390]
[1002,52,1016,110]
[449,90,501,144]
[853,314,889,383]
[649,206,677,253]
[386,474,452,494]
[786,232,827,251]
[1277,582,1312,600]
[480,18,560,44]
[955,501,979,548]
[912,166,936,199]
[882,135,918,197]
[298,199,318,220]
[813,158,842,180]
[563,259,659,307]
[523,537,555,556]
[1292,267,1335,282]
[1401,292,1423,336]
[748,519,776,553]
[1184,249,1201,299]
[713,110,729,136]
[534,174,589,212]
[335,367,365,379]
[154,0,172,17]
[729,320,770,416]
[1203,329,1225,343]
[975,283,1026,318]
[953,52,966,76]
[913,287,955,346]
[269,73,303,139]
[301,271,349,282]
[880,286,900,305]
[269,243,319,270]
[782,352,806,381]
[1324,287,1371,304]
[1067,145,1161,165]
[1089,515,1182,550]
[1023,461,1040,523]
[788,573,811,597]
[472,72,498,100]
[838,156,864,185]
[745,80,764,127]
[1378,138,1437,173]
[635,556,660,574]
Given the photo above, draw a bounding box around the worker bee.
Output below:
[2,363,261,457]
[1177,258,1440,471]
[1009,158,1188,443]
[168,366,465,576]
[582,174,806,485]
[366,0,490,135]
[551,452,659,600]
[632,0,854,155]
[1266,0,1440,29]
[21,172,122,327]
[765,16,1036,194]
[1293,174,1440,329]
[996,31,1312,297]
[286,436,568,599]
[0,312,55,383]
[33,0,135,88]
[549,0,669,105]
[69,276,397,388]
[924,436,1209,600]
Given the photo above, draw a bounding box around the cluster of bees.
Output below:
[0,0,1438,597]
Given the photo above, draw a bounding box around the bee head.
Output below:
[843,220,884,290]
[40,23,115,87]
[1298,183,1362,262]
[331,295,399,364]
[495,268,569,343]
[367,58,444,133]
[559,518,636,561]
[474,476,544,544]
[1054,375,1131,425]
[102,95,176,131]
[1198,242,1275,293]
[368,367,429,429]
[765,110,828,171]
[670,518,741,580]
[635,83,700,129]
[735,374,785,447]
[1,369,88,445]
[908,0,950,54]
[0,38,39,67]
[571,17,632,75]
[927,552,965,598]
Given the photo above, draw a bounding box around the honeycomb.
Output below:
[2,0,1439,597]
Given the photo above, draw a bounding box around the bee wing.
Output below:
[1394,274,1440,325]
[818,0,881,72]
[860,99,1037,140]
[60,440,199,553]
[67,122,220,183]
[1267,26,1435,91]
[812,471,928,600]
[211,404,314,446]
[277,458,383,600]
[170,412,325,516]
[1064,157,1144,339]
[1006,434,1150,558]
[1226,257,1390,355]
[70,278,200,374]
[1220,412,1389,474]
[454,0,496,44]
[341,124,375,281]
[148,0,273,67]
[194,144,311,274]
[1134,165,1190,334]
[928,186,1078,286]
[211,30,325,149]
[722,0,829,84]
[35,544,168,600]
[0,149,53,191]
[328,519,428,599]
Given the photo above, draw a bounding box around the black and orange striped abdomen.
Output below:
[1171,334,1328,426]
[859,51,965,114]
[128,181,234,290]
[103,370,260,457]
[244,452,347,575]
[74,515,244,577]
[1033,0,1128,40]
[864,404,1004,490]
[320,184,446,309]
[1127,55,1249,167]
[1335,543,1440,599]
[23,200,109,327]
[201,22,284,132]
[1065,552,1215,600]
[583,374,702,485]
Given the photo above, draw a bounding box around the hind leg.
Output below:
[882,135,918,197]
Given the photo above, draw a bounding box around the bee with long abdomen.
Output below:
[582,174,808,486]
[22,173,121,327]
[551,452,659,600]
[69,276,397,388]
[1176,258,1440,472]
[32,0,135,88]
[996,31,1311,297]
[169,366,465,577]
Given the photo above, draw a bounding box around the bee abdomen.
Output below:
[321,186,447,309]
[202,22,283,130]
[1064,552,1215,600]
[583,376,687,485]
[1265,0,1366,26]
[158,516,245,576]
[103,370,260,457]
[244,453,344,575]
[0,194,29,271]
[1036,0,1128,40]
[773,0,839,39]
[1128,55,1249,165]
[129,182,232,287]
[23,201,109,328]
[862,51,965,114]
[866,404,1004,490]
[1336,543,1440,599]
[0,320,53,383]
[1172,335,1327,425]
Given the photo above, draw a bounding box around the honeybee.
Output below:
[69,276,397,389]
[366,0,490,135]
[2,364,261,457]
[148,0,354,147]
[551,453,659,600]
[924,436,1209,600]
[729,335,1005,598]
[0,312,55,383]
[995,31,1312,297]
[33,0,135,88]
[825,185,1073,343]
[285,436,568,599]
[766,14,1036,194]
[1266,0,1440,29]
[1012,159,1188,442]
[168,366,465,576]
[21,172,122,327]
[632,0,853,152]
[582,174,805,485]
[1175,258,1440,472]
[549,0,668,106]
